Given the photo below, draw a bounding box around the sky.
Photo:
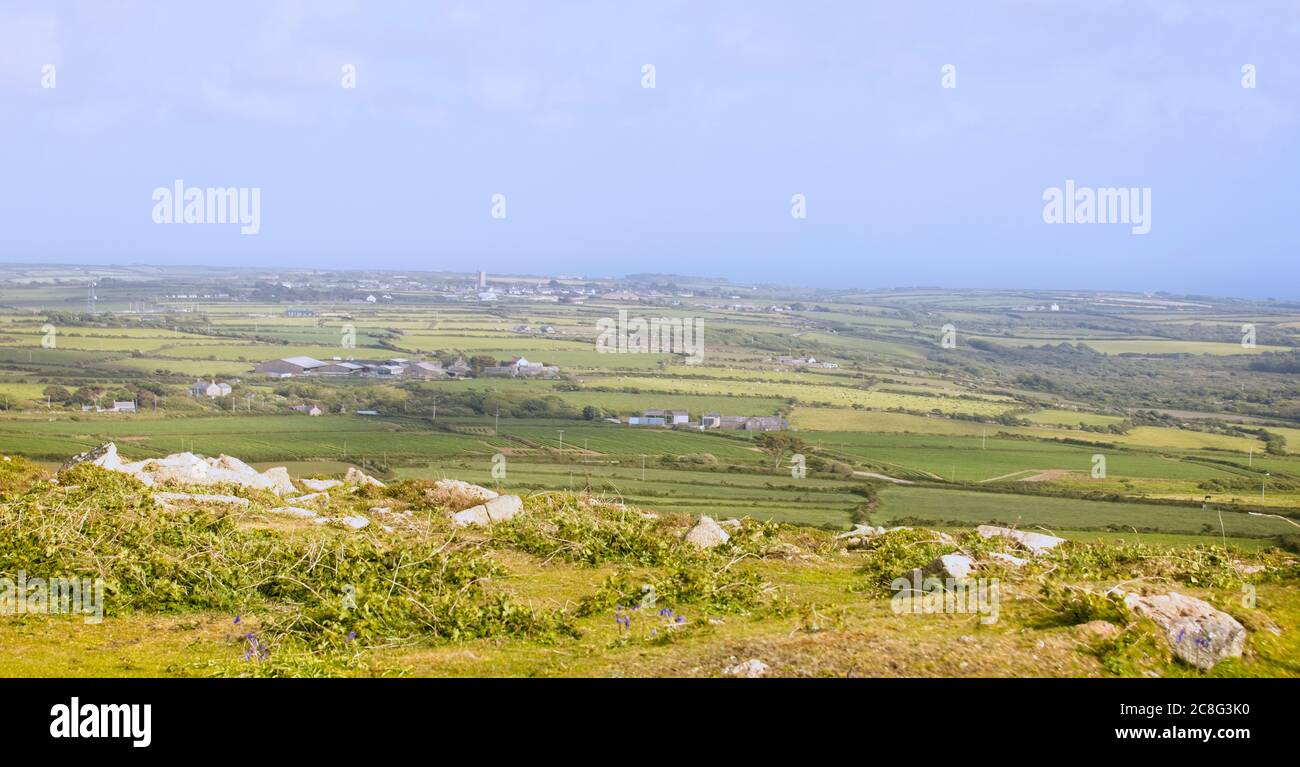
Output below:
[1,0,1298,298]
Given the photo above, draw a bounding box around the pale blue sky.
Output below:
[1,1,1298,297]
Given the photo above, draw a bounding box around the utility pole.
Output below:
[641,454,647,480]
[1262,472,1269,502]
[557,429,564,452]
[495,409,499,434]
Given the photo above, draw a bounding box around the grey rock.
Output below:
[1123,591,1246,670]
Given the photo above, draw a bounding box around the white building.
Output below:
[189,381,232,398]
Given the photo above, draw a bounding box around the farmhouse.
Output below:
[291,404,323,416]
[483,357,560,379]
[284,308,315,317]
[777,355,838,369]
[189,381,232,398]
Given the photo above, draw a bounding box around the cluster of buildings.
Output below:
[81,401,137,413]
[253,355,558,380]
[627,409,787,431]
[776,355,839,369]
[480,356,560,378]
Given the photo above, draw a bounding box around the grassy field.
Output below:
[875,486,1293,537]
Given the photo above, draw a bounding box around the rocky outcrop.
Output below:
[429,479,498,509]
[976,525,1066,555]
[63,443,297,495]
[1123,591,1246,670]
[684,516,730,549]
[60,443,117,472]
[451,494,524,526]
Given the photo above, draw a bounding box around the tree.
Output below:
[754,432,809,470]
[582,405,600,421]
[42,385,72,404]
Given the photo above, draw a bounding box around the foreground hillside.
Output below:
[0,447,1297,678]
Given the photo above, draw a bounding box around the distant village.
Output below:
[252,355,559,380]
[624,409,787,432]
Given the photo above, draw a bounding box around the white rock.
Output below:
[267,506,320,520]
[684,516,730,549]
[1123,591,1247,670]
[432,478,498,506]
[345,467,385,488]
[261,466,297,495]
[451,494,523,526]
[301,478,343,492]
[210,454,258,475]
[925,553,975,579]
[976,525,1066,555]
[718,518,742,529]
[722,659,770,678]
[331,515,371,530]
[835,524,886,539]
[153,492,250,509]
[987,551,1029,569]
[287,492,330,506]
